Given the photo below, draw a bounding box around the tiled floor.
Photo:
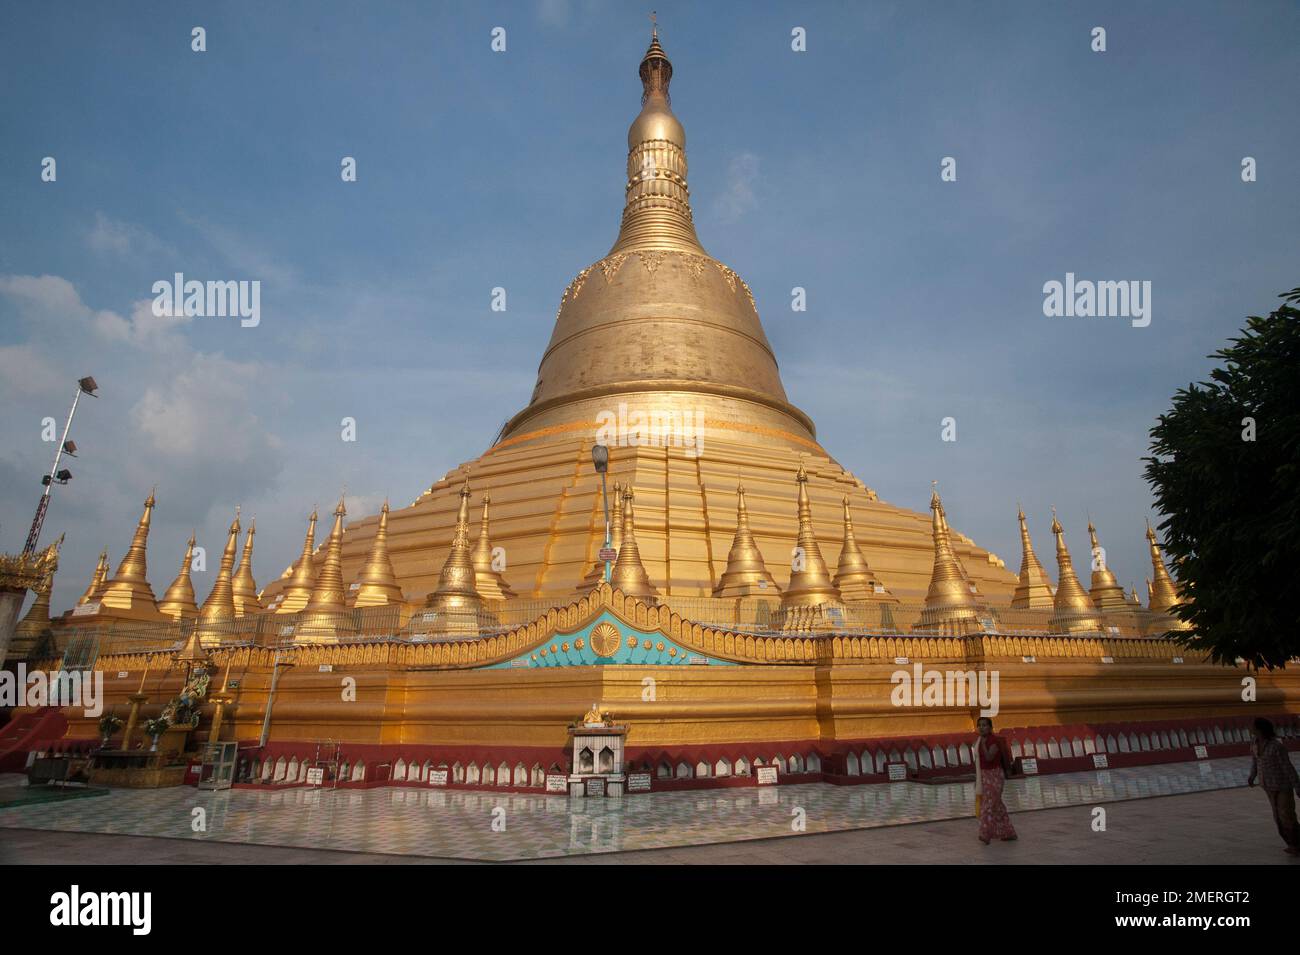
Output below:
[0,756,1285,863]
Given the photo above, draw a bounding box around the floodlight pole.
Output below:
[24,382,89,554]
[592,444,611,583]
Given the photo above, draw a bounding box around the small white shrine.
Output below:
[567,703,628,797]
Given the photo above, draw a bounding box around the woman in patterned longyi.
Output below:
[975,716,1018,845]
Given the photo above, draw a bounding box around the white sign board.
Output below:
[306,767,324,786]
[586,778,605,797]
[756,765,779,786]
[688,656,708,665]
[428,768,449,786]
[627,772,652,792]
[1193,744,1208,759]
[1020,757,1039,775]
[117,671,128,679]
[1092,753,1109,769]
[1100,656,1114,664]
[893,656,909,666]
[1172,656,1184,664]
[545,774,568,793]
[1021,655,1037,663]
[72,602,101,617]
[318,664,333,672]
[887,763,907,781]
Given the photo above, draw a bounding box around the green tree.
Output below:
[1144,287,1300,669]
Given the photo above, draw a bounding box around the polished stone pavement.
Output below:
[0,756,1295,864]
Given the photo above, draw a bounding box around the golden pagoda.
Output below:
[832,495,885,601]
[1145,520,1190,630]
[913,487,986,634]
[350,500,404,608]
[191,511,240,647]
[422,481,484,635]
[274,510,318,614]
[1087,520,1128,611]
[298,495,355,641]
[1010,506,1055,608]
[256,30,1018,614]
[96,491,165,620]
[231,520,263,616]
[76,548,109,606]
[1146,521,1181,613]
[609,486,659,601]
[157,533,199,620]
[471,494,515,602]
[713,483,780,598]
[779,465,844,628]
[1048,509,1104,634]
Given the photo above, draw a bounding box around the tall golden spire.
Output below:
[12,567,55,659]
[714,483,780,598]
[610,486,659,600]
[779,465,843,620]
[194,511,240,645]
[424,481,484,634]
[1010,505,1055,608]
[351,500,405,608]
[914,485,984,634]
[97,490,162,615]
[158,533,200,620]
[471,494,516,601]
[1048,509,1103,633]
[77,548,109,605]
[231,519,263,616]
[276,509,319,614]
[299,495,355,640]
[608,27,704,255]
[1145,520,1181,614]
[832,495,884,600]
[1086,520,1127,611]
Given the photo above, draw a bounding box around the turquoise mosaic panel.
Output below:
[485,611,735,669]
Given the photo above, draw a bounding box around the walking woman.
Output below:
[1247,717,1300,855]
[975,716,1018,844]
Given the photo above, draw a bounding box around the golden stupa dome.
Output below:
[499,30,816,449]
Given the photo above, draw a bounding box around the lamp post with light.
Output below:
[592,444,613,583]
[23,376,97,555]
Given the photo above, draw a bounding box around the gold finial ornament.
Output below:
[97,491,163,617]
[472,494,516,601]
[77,548,110,605]
[1048,509,1103,634]
[192,511,241,645]
[231,520,263,616]
[1086,520,1127,611]
[714,483,781,597]
[1010,505,1055,608]
[276,509,319,614]
[914,486,985,633]
[779,465,843,624]
[299,495,355,641]
[424,481,485,635]
[1144,520,1190,629]
[832,495,884,600]
[351,500,405,608]
[158,533,200,620]
[1145,520,1181,614]
[609,487,659,600]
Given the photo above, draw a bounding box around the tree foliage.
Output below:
[1144,288,1300,668]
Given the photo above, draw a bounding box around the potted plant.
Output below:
[143,717,171,752]
[98,714,124,748]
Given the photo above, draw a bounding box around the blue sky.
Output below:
[2,0,1297,611]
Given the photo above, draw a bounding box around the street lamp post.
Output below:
[24,376,97,555]
[592,444,611,582]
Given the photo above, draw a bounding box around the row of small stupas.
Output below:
[11,463,1188,655]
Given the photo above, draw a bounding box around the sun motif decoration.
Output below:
[590,621,621,658]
